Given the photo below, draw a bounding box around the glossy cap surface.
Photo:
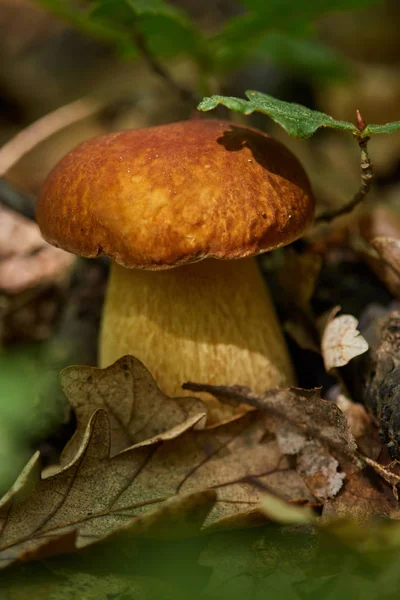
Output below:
[36,119,315,269]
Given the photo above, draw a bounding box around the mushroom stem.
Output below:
[100,257,295,403]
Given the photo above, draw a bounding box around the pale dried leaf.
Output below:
[297,442,345,500]
[275,422,345,500]
[61,355,207,461]
[275,421,307,455]
[0,206,42,257]
[321,310,369,371]
[0,408,314,569]
[0,206,74,294]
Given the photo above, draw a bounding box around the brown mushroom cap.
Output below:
[36,119,315,269]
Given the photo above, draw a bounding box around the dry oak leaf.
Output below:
[60,355,207,462]
[0,408,313,569]
[321,308,369,372]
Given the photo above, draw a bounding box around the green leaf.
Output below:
[237,0,380,12]
[255,33,348,81]
[36,0,209,65]
[126,0,186,21]
[90,0,187,25]
[36,0,137,56]
[198,91,357,138]
[365,121,400,135]
[213,0,381,70]
[199,90,400,139]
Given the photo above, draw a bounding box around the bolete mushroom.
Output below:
[36,119,314,413]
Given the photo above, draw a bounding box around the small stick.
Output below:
[183,381,360,465]
[316,110,374,224]
[131,26,199,107]
[0,97,137,220]
[0,97,101,178]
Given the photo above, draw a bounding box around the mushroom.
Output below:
[36,119,314,417]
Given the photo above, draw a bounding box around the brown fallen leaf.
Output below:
[60,355,207,461]
[321,308,369,372]
[184,382,359,503]
[0,408,314,570]
[183,383,358,461]
[322,466,400,523]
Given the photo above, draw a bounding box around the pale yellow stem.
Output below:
[100,258,295,421]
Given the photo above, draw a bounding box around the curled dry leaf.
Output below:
[60,355,207,462]
[0,409,314,570]
[335,393,371,440]
[334,392,382,460]
[369,236,400,299]
[0,206,74,294]
[321,308,369,372]
[357,206,400,299]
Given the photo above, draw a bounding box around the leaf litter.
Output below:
[2,343,400,571]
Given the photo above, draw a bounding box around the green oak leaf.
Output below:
[198,91,357,138]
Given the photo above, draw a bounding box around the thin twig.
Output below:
[0,97,138,221]
[0,97,101,178]
[184,381,400,494]
[131,26,199,106]
[316,111,374,224]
